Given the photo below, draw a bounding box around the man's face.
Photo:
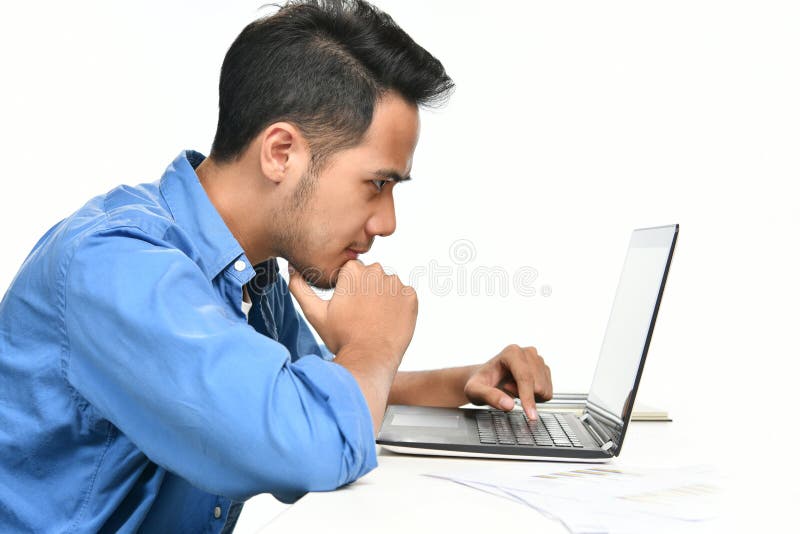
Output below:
[275,93,420,288]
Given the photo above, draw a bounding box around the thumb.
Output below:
[287,264,328,329]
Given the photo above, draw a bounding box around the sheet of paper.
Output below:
[426,463,722,534]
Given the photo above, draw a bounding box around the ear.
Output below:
[257,122,307,184]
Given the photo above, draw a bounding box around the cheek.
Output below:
[318,198,370,235]
[303,180,374,246]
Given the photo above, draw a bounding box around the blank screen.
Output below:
[586,226,676,421]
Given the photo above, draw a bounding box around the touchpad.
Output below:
[391,413,460,428]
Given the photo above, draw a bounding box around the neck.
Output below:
[195,154,276,265]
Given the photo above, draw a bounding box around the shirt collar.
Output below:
[159,150,256,282]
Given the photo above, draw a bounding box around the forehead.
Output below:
[333,92,420,175]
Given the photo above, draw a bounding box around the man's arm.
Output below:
[65,230,376,503]
[388,366,479,407]
[287,262,551,424]
[388,345,553,420]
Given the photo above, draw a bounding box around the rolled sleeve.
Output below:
[279,355,377,501]
[62,227,376,502]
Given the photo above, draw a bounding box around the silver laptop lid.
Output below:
[583,224,679,454]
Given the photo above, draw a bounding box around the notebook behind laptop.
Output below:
[377,224,679,461]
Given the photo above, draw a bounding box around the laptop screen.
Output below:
[585,225,678,435]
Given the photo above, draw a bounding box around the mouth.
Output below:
[345,247,369,260]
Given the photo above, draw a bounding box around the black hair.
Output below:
[209,0,454,171]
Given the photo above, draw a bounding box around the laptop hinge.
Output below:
[581,413,616,452]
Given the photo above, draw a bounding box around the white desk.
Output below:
[236,420,736,533]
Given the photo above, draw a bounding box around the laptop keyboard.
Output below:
[475,411,584,448]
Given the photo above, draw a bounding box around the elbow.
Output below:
[262,427,375,497]
[252,361,378,498]
[219,416,376,502]
[214,358,378,501]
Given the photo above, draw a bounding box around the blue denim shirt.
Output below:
[0,150,377,533]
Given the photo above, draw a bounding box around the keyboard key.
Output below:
[475,411,588,448]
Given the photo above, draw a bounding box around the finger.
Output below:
[543,365,553,401]
[362,262,385,292]
[465,381,515,412]
[527,350,552,402]
[523,347,552,402]
[501,348,538,420]
[497,378,519,398]
[287,264,328,328]
[333,260,363,297]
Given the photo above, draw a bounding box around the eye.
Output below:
[371,179,389,192]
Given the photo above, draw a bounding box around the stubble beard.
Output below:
[273,171,341,290]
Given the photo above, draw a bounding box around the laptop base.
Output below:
[377,406,613,461]
[381,444,611,463]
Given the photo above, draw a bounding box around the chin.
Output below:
[307,274,337,290]
[293,261,341,290]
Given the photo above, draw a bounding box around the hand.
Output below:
[464,344,553,420]
[288,260,418,361]
[289,260,418,433]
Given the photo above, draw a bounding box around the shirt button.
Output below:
[234,260,246,272]
[213,506,222,519]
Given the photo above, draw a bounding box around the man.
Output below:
[0,0,552,531]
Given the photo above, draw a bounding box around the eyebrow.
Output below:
[372,169,412,182]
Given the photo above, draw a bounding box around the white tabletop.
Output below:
[235,420,737,533]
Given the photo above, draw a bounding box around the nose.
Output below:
[366,191,397,238]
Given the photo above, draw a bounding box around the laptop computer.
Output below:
[377,224,679,462]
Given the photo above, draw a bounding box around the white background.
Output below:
[1,1,798,531]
